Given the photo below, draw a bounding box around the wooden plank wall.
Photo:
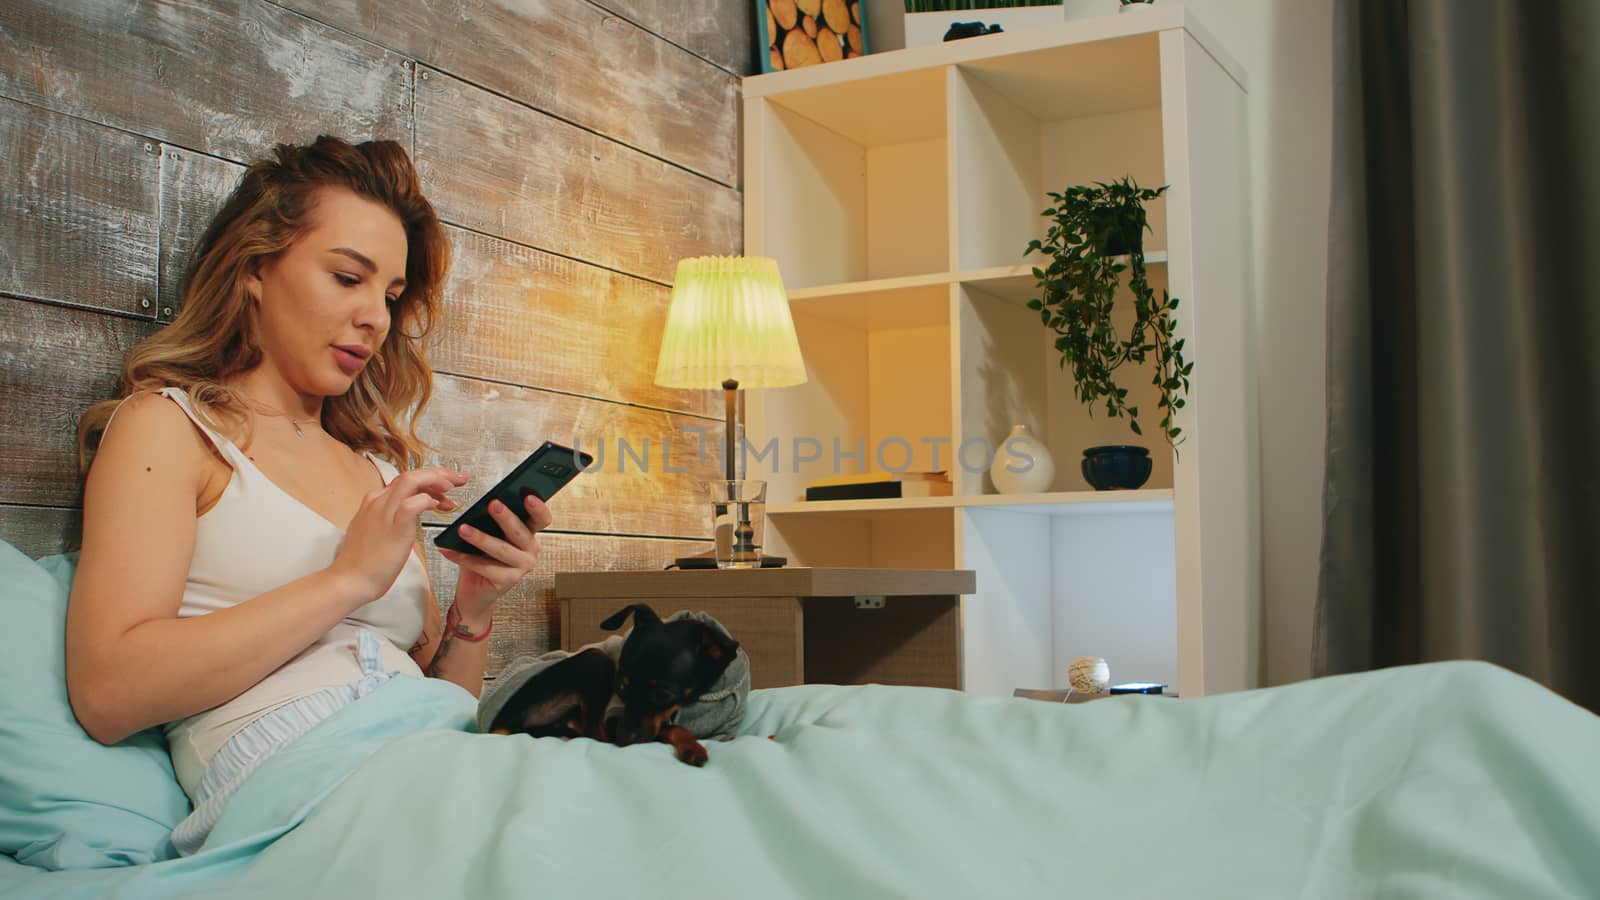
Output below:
[0,0,755,675]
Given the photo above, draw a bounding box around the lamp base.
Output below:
[710,479,766,569]
[726,511,761,568]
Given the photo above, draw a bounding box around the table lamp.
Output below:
[654,256,806,565]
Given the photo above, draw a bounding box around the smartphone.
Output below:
[1108,682,1167,695]
[433,441,593,554]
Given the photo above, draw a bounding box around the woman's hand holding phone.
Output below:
[437,491,553,624]
[330,467,469,605]
[428,442,586,623]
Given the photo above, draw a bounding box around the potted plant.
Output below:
[1023,176,1192,457]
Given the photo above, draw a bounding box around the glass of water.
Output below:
[707,480,766,568]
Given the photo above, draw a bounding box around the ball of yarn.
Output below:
[1068,656,1110,694]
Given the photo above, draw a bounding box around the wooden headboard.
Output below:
[0,0,752,675]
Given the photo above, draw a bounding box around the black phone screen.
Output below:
[432,441,592,554]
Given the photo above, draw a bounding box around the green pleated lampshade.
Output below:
[654,256,808,389]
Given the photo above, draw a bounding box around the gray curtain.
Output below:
[1317,0,1600,712]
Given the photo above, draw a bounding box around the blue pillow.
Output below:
[0,540,190,869]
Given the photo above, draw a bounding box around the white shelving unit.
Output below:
[741,6,1258,699]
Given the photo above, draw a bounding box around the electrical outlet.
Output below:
[853,596,886,610]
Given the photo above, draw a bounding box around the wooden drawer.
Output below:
[561,593,960,690]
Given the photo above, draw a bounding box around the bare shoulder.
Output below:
[87,391,220,500]
[95,390,210,461]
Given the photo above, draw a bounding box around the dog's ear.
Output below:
[600,603,662,632]
[698,624,741,666]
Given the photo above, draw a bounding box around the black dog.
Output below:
[486,604,741,766]
[485,646,615,742]
[601,604,741,766]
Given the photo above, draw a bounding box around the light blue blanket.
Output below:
[3,661,1597,898]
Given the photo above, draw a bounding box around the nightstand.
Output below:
[1013,688,1176,703]
[554,567,976,690]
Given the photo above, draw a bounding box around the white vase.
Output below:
[990,425,1055,494]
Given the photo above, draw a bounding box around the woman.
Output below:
[64,136,547,855]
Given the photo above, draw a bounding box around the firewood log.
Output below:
[782,28,821,67]
[770,0,798,32]
[817,27,843,62]
[823,0,850,35]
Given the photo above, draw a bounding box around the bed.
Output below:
[4,544,1599,899]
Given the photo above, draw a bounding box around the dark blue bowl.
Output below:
[1081,445,1153,491]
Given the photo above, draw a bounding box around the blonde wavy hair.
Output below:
[78,136,450,470]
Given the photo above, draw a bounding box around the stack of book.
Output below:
[803,471,953,502]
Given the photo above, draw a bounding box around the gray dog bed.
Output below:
[476,609,750,740]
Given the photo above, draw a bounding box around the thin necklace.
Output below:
[251,401,320,438]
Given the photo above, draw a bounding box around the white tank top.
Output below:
[145,388,428,798]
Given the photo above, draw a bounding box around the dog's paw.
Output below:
[676,742,709,767]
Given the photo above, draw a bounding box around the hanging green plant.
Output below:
[1023,176,1192,449]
